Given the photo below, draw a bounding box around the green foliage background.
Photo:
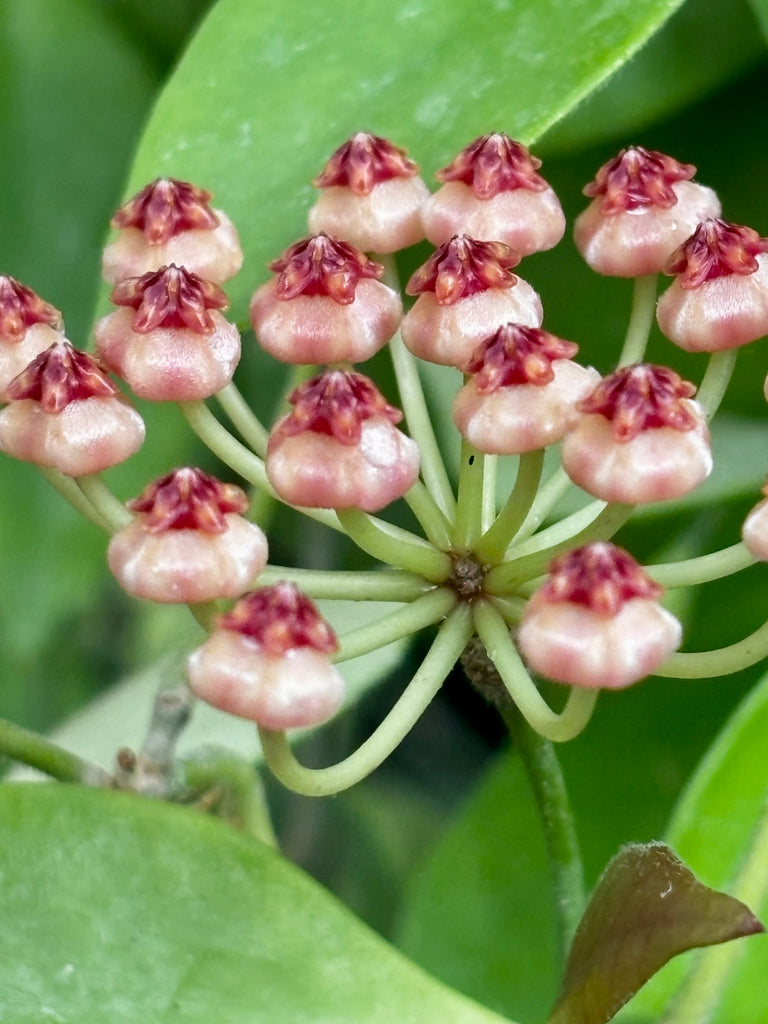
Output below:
[1,0,768,1021]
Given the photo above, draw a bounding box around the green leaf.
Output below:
[618,667,768,1023]
[548,843,763,1024]
[121,0,687,323]
[745,0,768,38]
[0,783,515,1024]
[397,753,559,1024]
[0,0,157,338]
[542,0,765,154]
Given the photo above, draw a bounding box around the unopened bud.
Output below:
[421,134,565,255]
[657,219,768,352]
[0,276,64,400]
[0,341,144,476]
[308,133,430,253]
[561,364,712,503]
[518,542,681,689]
[574,147,720,277]
[250,234,402,364]
[95,265,241,401]
[401,236,542,370]
[108,468,268,603]
[103,178,243,284]
[452,324,599,453]
[266,369,419,512]
[188,583,345,729]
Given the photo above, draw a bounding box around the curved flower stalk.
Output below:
[3,139,768,808]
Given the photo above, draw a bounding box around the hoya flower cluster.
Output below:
[3,131,768,796]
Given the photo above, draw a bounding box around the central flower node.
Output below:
[448,553,487,600]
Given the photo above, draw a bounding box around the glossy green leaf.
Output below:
[746,0,768,37]
[548,843,763,1024]
[0,783,515,1024]
[618,667,768,1023]
[397,752,560,1024]
[121,0,686,322]
[542,0,765,154]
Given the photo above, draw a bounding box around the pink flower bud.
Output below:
[574,147,720,277]
[188,583,345,728]
[518,542,682,689]
[0,340,145,475]
[249,234,402,364]
[741,479,768,561]
[108,468,268,603]
[102,178,243,284]
[657,219,768,352]
[94,265,241,401]
[266,369,419,512]
[421,134,565,255]
[401,236,543,370]
[561,364,712,504]
[0,276,65,400]
[308,133,430,253]
[452,324,600,453]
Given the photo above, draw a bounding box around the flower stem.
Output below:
[656,617,768,678]
[515,464,573,542]
[215,381,269,456]
[403,480,453,549]
[76,473,131,531]
[475,449,545,563]
[258,564,431,602]
[389,330,457,518]
[453,437,485,551]
[696,349,739,420]
[472,600,598,742]
[648,542,756,588]
[500,704,586,960]
[0,716,112,786]
[258,603,474,796]
[335,587,456,663]
[336,507,452,581]
[486,502,633,591]
[38,466,111,532]
[482,454,498,531]
[617,274,657,367]
[377,253,456,518]
[180,755,278,847]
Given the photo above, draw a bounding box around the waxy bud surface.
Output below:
[574,147,720,277]
[421,134,565,255]
[452,324,599,453]
[250,234,402,364]
[657,219,768,352]
[0,276,64,400]
[267,370,419,511]
[108,468,268,603]
[308,133,429,253]
[401,236,542,369]
[561,364,712,503]
[188,583,345,729]
[518,542,682,689]
[95,265,240,401]
[0,341,144,476]
[103,177,243,284]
